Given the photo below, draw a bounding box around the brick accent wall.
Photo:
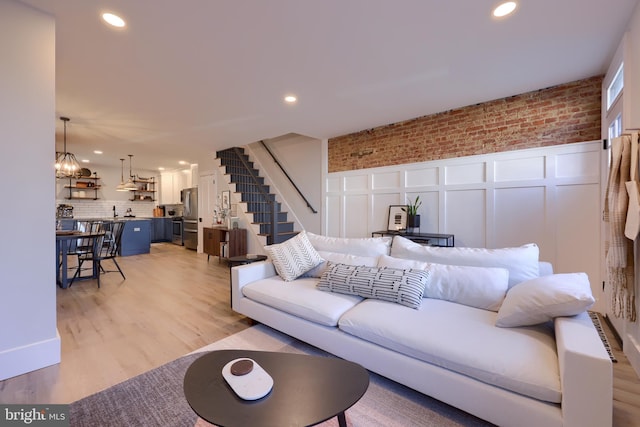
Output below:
[328,76,603,173]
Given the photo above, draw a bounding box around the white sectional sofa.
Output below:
[231,232,612,427]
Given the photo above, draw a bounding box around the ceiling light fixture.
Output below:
[55,117,80,178]
[493,2,517,17]
[93,150,103,154]
[284,95,297,103]
[116,158,128,191]
[102,12,126,28]
[124,154,137,191]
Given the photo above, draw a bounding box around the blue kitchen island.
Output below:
[120,219,151,256]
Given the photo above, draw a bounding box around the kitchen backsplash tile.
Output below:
[56,199,155,219]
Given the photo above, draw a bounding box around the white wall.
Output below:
[621,0,640,378]
[0,0,58,380]
[325,141,604,310]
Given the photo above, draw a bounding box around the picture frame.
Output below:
[229,216,240,229]
[387,205,408,231]
[222,190,230,209]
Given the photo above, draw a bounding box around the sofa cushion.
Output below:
[303,251,379,278]
[338,298,561,403]
[306,231,392,257]
[264,231,323,281]
[390,236,539,288]
[317,263,429,309]
[377,255,508,311]
[496,273,595,327]
[241,276,362,326]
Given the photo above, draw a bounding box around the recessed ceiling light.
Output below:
[493,2,517,17]
[284,95,297,103]
[93,150,103,154]
[102,12,126,28]
[158,167,165,171]
[81,159,90,163]
[179,161,188,165]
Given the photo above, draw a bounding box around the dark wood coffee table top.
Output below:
[183,349,369,427]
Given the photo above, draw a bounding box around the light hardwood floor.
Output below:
[0,243,251,404]
[1,242,639,426]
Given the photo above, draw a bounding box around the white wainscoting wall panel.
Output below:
[324,141,604,308]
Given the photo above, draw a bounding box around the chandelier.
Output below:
[55,116,80,178]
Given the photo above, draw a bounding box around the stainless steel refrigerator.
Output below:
[182,187,198,250]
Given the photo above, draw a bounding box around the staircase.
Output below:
[216,147,297,245]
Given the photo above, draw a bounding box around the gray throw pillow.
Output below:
[317,262,429,309]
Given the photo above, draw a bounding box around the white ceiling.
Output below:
[20,0,639,171]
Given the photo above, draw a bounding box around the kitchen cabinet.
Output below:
[150,217,172,243]
[160,172,179,204]
[203,227,246,262]
[159,170,191,204]
[120,219,151,256]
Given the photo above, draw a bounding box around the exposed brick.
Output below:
[327,76,602,173]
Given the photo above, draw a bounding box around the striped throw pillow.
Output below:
[264,231,323,281]
[317,263,429,309]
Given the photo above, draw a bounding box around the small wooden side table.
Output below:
[228,254,268,268]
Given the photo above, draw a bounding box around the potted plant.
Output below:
[403,196,422,231]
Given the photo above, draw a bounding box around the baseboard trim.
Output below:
[602,314,623,348]
[0,331,60,381]
[625,332,640,379]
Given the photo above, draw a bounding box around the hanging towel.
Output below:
[604,134,637,321]
[625,132,640,240]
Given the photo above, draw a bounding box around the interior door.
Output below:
[198,173,217,252]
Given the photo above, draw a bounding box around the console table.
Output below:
[371,230,454,247]
[203,227,247,262]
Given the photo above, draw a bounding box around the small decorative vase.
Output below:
[406,214,420,232]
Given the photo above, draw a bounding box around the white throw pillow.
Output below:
[317,262,429,309]
[495,273,595,327]
[306,231,392,257]
[377,255,509,311]
[264,231,323,281]
[390,236,539,288]
[303,251,379,278]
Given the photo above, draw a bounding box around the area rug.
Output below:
[70,324,493,426]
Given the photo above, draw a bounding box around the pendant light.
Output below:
[116,158,128,191]
[55,117,80,178]
[124,154,137,190]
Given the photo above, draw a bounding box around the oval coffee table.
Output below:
[183,349,369,427]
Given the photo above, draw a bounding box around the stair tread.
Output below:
[219,147,299,244]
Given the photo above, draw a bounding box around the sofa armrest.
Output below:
[231,261,277,309]
[555,312,612,427]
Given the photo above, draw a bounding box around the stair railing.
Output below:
[231,147,279,245]
[260,140,317,214]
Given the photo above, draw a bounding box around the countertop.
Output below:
[60,216,183,221]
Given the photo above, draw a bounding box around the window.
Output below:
[607,63,624,110]
[609,113,623,140]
